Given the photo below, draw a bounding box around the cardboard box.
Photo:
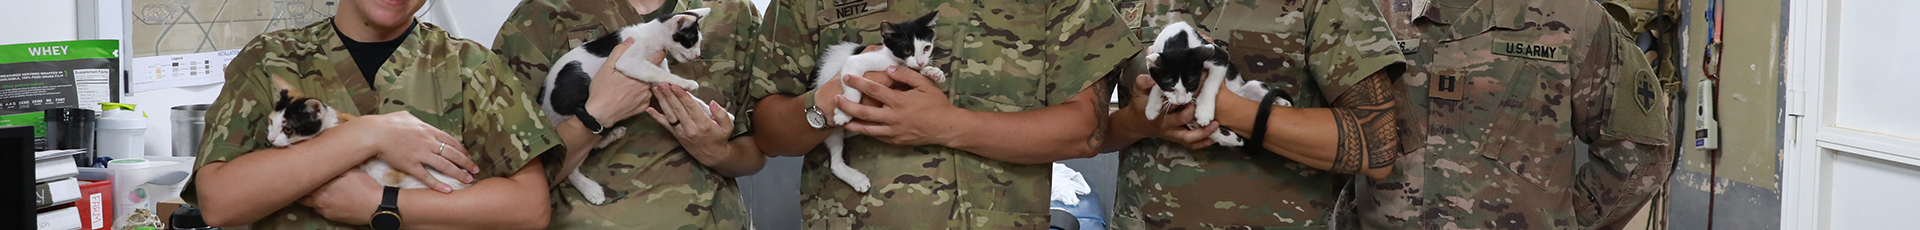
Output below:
[156,198,187,228]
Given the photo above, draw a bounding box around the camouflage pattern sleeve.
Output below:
[490,0,569,93]
[183,39,278,205]
[702,0,763,138]
[1307,0,1407,172]
[461,48,566,181]
[1572,20,1675,227]
[1305,0,1406,100]
[1042,0,1141,104]
[747,0,819,99]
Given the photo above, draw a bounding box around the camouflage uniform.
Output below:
[489,0,761,229]
[182,19,563,230]
[1107,0,1407,229]
[1359,0,1676,228]
[752,0,1137,228]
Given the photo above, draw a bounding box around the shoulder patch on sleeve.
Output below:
[1606,43,1669,145]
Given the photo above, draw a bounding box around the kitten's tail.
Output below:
[811,43,864,90]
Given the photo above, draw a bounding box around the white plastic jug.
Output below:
[96,103,146,160]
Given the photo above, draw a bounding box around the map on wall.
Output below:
[131,0,336,56]
[126,0,337,92]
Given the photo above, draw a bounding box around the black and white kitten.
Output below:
[1144,22,1291,147]
[538,8,725,205]
[808,11,945,193]
[264,75,469,191]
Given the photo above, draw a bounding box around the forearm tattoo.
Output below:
[1087,76,1117,150]
[1329,75,1401,173]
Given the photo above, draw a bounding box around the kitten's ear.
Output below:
[302,99,325,113]
[880,21,898,38]
[669,8,710,29]
[274,90,292,110]
[917,11,939,26]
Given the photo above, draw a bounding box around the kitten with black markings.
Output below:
[808,11,945,193]
[537,8,726,205]
[1144,22,1291,147]
[264,75,470,191]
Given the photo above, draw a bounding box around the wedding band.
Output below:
[669,121,682,126]
[435,142,446,154]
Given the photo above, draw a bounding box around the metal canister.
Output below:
[170,104,210,157]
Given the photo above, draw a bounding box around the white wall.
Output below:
[0,1,78,45]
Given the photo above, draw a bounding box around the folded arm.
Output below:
[194,134,377,227]
[836,69,1108,164]
[395,160,552,230]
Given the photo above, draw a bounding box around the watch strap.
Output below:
[1246,89,1288,155]
[802,90,818,111]
[576,110,606,134]
[381,186,399,209]
[372,186,401,230]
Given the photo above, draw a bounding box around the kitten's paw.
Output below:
[574,178,609,205]
[831,109,853,125]
[1213,128,1246,147]
[579,187,608,205]
[921,68,947,83]
[1194,110,1215,126]
[670,77,701,90]
[846,175,871,193]
[831,167,872,193]
[594,127,627,148]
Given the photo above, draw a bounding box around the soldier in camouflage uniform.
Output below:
[1358,0,1676,228]
[181,0,609,228]
[490,0,767,228]
[1100,0,1408,228]
[749,0,1137,228]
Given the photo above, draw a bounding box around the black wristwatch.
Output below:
[371,186,401,230]
[577,111,607,134]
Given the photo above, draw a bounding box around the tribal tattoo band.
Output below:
[1329,75,1402,173]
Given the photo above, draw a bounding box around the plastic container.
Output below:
[97,103,147,160]
[46,108,98,166]
[109,156,194,230]
[169,104,210,157]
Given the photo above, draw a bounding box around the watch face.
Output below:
[372,213,401,230]
[806,109,827,128]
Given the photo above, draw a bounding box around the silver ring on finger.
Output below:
[435,142,446,155]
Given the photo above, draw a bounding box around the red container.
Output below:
[77,179,112,230]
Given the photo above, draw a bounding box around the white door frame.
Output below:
[1783,0,1920,229]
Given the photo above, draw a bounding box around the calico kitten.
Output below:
[1144,22,1291,147]
[264,75,470,191]
[538,8,726,205]
[807,11,945,193]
